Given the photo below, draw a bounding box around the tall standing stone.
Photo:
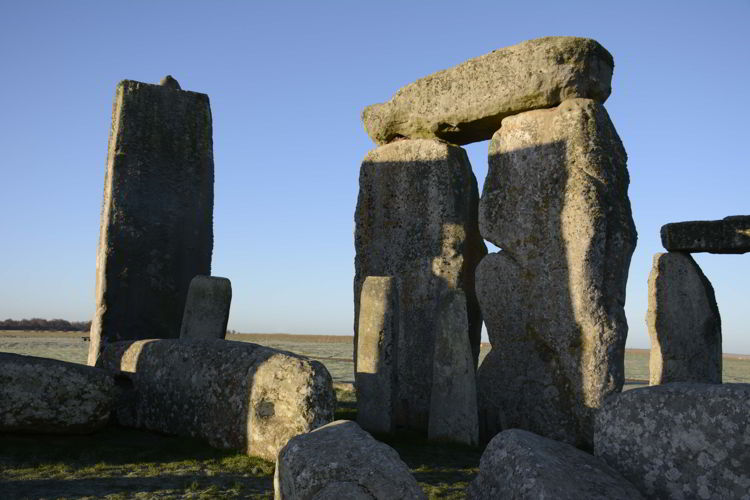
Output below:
[354,138,486,431]
[179,275,232,340]
[647,252,722,385]
[89,78,214,365]
[476,98,636,447]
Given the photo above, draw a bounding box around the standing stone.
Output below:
[476,98,636,447]
[179,275,232,340]
[355,276,398,434]
[647,252,722,385]
[428,290,478,446]
[355,138,486,431]
[89,78,214,365]
[661,215,750,254]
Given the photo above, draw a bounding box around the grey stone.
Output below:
[179,275,232,340]
[354,138,486,431]
[467,429,644,499]
[476,98,636,447]
[355,276,398,434]
[0,353,115,433]
[362,36,613,146]
[661,215,750,254]
[647,252,721,385]
[96,338,335,461]
[89,79,214,365]
[159,74,181,89]
[594,383,750,499]
[428,290,478,446]
[274,420,425,500]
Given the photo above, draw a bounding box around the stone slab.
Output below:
[180,275,232,340]
[661,216,750,254]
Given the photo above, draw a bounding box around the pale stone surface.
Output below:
[0,352,115,433]
[647,252,721,385]
[179,275,232,340]
[476,98,636,447]
[89,79,214,365]
[274,420,426,500]
[661,215,750,254]
[97,338,335,461]
[595,383,750,499]
[355,138,486,431]
[467,429,644,499]
[362,37,613,146]
[355,276,398,434]
[428,290,478,446]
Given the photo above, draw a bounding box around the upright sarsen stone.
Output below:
[354,139,486,431]
[89,78,214,365]
[180,275,232,340]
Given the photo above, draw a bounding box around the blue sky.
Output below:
[1,1,748,353]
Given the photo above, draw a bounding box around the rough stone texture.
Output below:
[661,215,750,254]
[354,138,486,431]
[595,383,750,499]
[89,79,214,366]
[647,252,722,385]
[476,98,636,447]
[362,36,613,146]
[467,429,644,499]
[97,338,335,461]
[428,290,478,446]
[0,352,115,433]
[179,275,232,340]
[274,420,425,500]
[355,276,398,434]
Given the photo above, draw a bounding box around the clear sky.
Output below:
[1,1,748,353]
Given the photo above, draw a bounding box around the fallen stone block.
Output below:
[274,420,426,499]
[595,383,750,499]
[661,215,750,254]
[0,353,115,433]
[179,275,232,340]
[467,429,644,499]
[97,338,335,461]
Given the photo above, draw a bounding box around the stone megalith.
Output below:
[354,138,486,431]
[428,290,478,446]
[647,252,722,385]
[89,78,214,366]
[355,276,398,434]
[362,37,613,146]
[179,275,232,340]
[661,215,750,254]
[476,98,636,447]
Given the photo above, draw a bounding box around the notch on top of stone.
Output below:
[362,36,613,146]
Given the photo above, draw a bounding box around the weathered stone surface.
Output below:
[362,37,613,146]
[647,252,721,385]
[179,275,232,340]
[476,98,636,447]
[595,383,750,499]
[97,339,334,461]
[428,290,478,446]
[467,429,644,499]
[274,420,425,500]
[355,276,398,434]
[354,138,486,431]
[661,215,750,254]
[0,353,115,433]
[89,79,214,365]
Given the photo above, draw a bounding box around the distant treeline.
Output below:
[0,318,91,332]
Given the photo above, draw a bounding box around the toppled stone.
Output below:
[355,138,486,431]
[0,353,115,433]
[467,429,644,499]
[362,36,613,146]
[661,215,750,254]
[428,290,478,446]
[89,79,214,365]
[274,420,426,500]
[97,338,335,461]
[594,383,750,499]
[647,252,722,385]
[476,98,636,447]
[179,275,232,340]
[355,276,398,434]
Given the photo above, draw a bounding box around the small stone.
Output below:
[660,215,750,253]
[179,275,232,340]
[159,75,181,89]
